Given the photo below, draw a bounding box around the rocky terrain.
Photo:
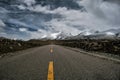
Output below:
[54,39,120,56]
[0,37,49,56]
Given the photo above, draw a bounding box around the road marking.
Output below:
[50,48,53,53]
[48,61,54,80]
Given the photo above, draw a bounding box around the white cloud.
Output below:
[18,2,111,32]
[40,32,61,39]
[29,32,43,39]
[0,19,5,27]
[79,0,120,26]
[27,29,50,39]
[50,33,60,39]
[41,0,120,34]
[28,29,60,39]
[19,28,27,32]
[45,19,81,35]
[106,32,115,35]
[41,35,47,38]
[28,5,68,14]
[8,19,28,27]
[28,5,51,13]
[42,6,112,32]
[21,0,36,6]
[100,2,120,25]
[18,5,26,10]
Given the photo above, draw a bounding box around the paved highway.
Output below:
[0,45,120,80]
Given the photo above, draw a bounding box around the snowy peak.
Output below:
[40,32,72,40]
[56,32,72,40]
[66,29,120,40]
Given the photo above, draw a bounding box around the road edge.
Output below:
[62,46,120,64]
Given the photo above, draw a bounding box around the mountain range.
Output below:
[38,28,120,40]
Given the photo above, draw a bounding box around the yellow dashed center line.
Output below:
[50,48,53,53]
[47,61,54,80]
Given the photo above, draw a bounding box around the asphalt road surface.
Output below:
[0,45,120,80]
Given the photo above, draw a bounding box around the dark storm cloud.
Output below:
[35,0,82,9]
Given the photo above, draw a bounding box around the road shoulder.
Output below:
[62,46,120,64]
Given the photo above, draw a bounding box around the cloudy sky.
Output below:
[0,0,120,40]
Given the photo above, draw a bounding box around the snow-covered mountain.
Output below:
[40,31,72,40]
[39,28,120,40]
[55,32,72,40]
[33,28,120,40]
[66,29,120,40]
